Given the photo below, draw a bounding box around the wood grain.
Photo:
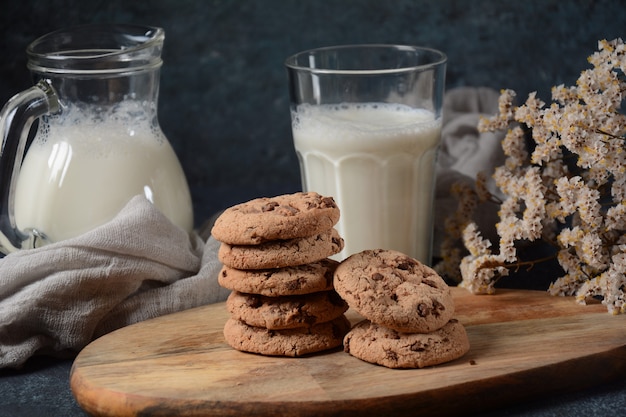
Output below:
[70,288,626,417]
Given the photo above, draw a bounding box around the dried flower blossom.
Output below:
[502,126,528,169]
[463,222,492,257]
[437,38,626,314]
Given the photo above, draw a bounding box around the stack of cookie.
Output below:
[211,192,351,357]
[334,249,470,369]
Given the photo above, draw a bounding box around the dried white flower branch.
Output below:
[436,39,626,314]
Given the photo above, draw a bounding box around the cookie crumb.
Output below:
[469,359,477,365]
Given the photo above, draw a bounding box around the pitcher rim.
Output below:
[26,23,164,75]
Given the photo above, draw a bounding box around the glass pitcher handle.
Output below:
[0,79,59,253]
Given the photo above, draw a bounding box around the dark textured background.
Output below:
[1,0,625,222]
[2,2,626,415]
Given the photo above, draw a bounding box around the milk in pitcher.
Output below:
[292,102,441,263]
[14,103,193,244]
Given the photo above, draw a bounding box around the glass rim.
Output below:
[285,44,447,75]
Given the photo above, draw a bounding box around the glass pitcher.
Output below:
[0,24,194,254]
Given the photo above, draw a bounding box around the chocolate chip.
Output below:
[286,277,305,290]
[321,197,337,208]
[410,342,426,352]
[422,279,438,288]
[371,272,384,281]
[417,302,431,317]
[432,300,445,317]
[261,201,279,212]
[396,256,418,271]
[246,295,262,309]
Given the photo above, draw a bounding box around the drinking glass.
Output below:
[286,44,446,264]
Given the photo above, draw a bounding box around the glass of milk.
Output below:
[285,45,446,264]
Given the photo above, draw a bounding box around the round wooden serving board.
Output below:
[70,288,626,417]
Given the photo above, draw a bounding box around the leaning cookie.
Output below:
[334,249,454,333]
[226,290,348,330]
[218,259,339,296]
[223,315,351,357]
[211,192,340,245]
[343,319,470,369]
[219,229,344,270]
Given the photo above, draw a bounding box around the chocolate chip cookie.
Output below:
[211,192,340,245]
[226,290,348,330]
[334,249,454,333]
[218,228,344,270]
[343,319,470,369]
[223,315,351,357]
[218,259,338,296]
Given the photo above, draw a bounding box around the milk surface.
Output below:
[292,103,441,263]
[14,110,193,244]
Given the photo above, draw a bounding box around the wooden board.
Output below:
[70,288,626,417]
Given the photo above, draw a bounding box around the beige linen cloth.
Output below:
[0,87,502,369]
[0,195,230,368]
